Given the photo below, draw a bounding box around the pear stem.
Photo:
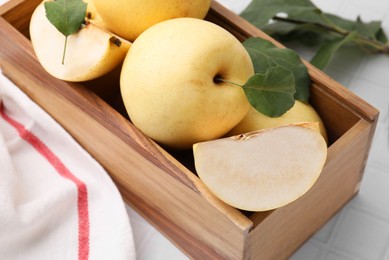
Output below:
[214,76,243,87]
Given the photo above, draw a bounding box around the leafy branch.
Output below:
[240,0,389,69]
[271,15,346,35]
[272,15,389,54]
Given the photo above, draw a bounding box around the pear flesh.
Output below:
[29,1,130,82]
[193,124,327,212]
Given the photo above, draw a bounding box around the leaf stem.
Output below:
[272,15,342,35]
[318,12,348,35]
[354,38,389,53]
[62,36,68,65]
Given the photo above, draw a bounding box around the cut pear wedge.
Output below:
[193,123,328,212]
[29,1,131,82]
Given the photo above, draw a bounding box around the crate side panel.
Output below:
[0,0,41,38]
[310,83,360,144]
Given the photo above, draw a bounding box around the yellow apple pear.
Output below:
[120,18,254,149]
[29,1,131,82]
[228,100,328,142]
[92,0,212,41]
[84,0,108,30]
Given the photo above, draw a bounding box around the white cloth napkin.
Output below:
[0,71,136,260]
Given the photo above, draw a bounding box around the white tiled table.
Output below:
[2,0,388,259]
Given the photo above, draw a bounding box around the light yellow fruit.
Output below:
[92,0,212,41]
[120,18,253,149]
[228,100,328,142]
[29,1,131,82]
[84,0,108,30]
[193,123,328,212]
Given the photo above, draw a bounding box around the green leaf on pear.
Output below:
[243,37,310,102]
[44,0,87,64]
[243,66,296,117]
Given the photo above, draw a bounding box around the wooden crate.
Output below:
[0,0,379,259]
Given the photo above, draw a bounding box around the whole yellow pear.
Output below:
[228,100,328,142]
[92,0,212,41]
[120,18,254,149]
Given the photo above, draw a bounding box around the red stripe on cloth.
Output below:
[0,103,90,260]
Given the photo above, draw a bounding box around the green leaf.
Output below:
[240,0,319,27]
[241,0,389,70]
[375,27,388,44]
[44,0,87,64]
[322,13,356,32]
[310,31,358,70]
[243,66,296,117]
[243,37,310,101]
[263,21,335,47]
[355,17,387,43]
[45,0,87,36]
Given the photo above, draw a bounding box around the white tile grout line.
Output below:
[384,104,389,148]
[308,237,360,260]
[319,250,360,260]
[309,165,389,259]
[368,163,389,176]
[330,207,389,260]
[383,242,389,260]
[370,125,389,175]
[349,195,389,224]
[314,206,349,249]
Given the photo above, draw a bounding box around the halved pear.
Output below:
[193,123,327,212]
[29,1,131,82]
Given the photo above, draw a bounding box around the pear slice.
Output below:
[193,123,327,212]
[29,1,131,82]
